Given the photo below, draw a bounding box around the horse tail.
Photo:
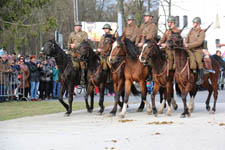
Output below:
[211,54,225,70]
[175,83,182,97]
[131,83,140,96]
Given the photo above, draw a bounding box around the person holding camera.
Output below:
[28,55,41,101]
[39,59,53,100]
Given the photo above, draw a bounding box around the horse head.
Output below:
[76,40,92,60]
[43,39,58,57]
[101,34,116,56]
[139,39,158,64]
[109,35,126,64]
[167,31,184,50]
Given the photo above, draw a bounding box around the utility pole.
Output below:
[73,0,79,24]
[117,0,124,36]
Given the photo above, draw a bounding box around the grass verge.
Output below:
[0,100,113,121]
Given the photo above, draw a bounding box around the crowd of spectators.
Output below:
[0,50,60,102]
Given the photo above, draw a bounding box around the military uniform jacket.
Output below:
[67,30,88,51]
[159,28,180,44]
[123,23,138,43]
[185,28,205,51]
[136,20,157,45]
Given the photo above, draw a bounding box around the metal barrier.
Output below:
[0,71,29,101]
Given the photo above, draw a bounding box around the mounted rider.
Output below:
[184,17,205,85]
[67,21,88,85]
[157,16,180,71]
[123,14,138,43]
[135,11,158,50]
[97,23,114,71]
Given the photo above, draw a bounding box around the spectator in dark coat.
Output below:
[39,59,52,100]
[28,55,41,101]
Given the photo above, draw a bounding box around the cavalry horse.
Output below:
[43,40,80,116]
[109,36,153,118]
[101,35,140,116]
[167,32,224,117]
[76,40,107,114]
[139,40,178,116]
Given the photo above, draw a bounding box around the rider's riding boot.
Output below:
[196,69,204,85]
[80,69,86,85]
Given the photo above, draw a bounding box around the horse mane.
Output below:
[117,37,139,60]
[79,40,100,61]
[145,40,167,61]
[211,54,225,70]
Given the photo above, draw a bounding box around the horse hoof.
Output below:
[108,113,116,117]
[166,112,171,116]
[153,108,157,117]
[206,105,210,111]
[87,109,93,113]
[210,111,215,114]
[147,111,152,115]
[189,108,194,113]
[173,104,178,111]
[119,114,125,118]
[158,110,163,114]
[180,114,185,118]
[64,112,71,117]
[136,108,144,112]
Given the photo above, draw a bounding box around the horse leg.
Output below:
[171,87,178,110]
[159,87,166,108]
[180,84,191,118]
[110,80,123,116]
[202,80,213,112]
[158,87,166,114]
[136,81,147,112]
[211,77,218,113]
[165,82,173,116]
[98,83,105,114]
[90,90,94,111]
[118,90,125,109]
[139,80,153,115]
[85,84,93,113]
[188,84,197,113]
[120,80,131,118]
[65,84,74,116]
[58,85,69,114]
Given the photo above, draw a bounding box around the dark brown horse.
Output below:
[43,40,80,116]
[168,32,223,117]
[109,36,153,118]
[139,40,178,116]
[76,40,107,114]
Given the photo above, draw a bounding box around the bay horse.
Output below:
[167,32,223,117]
[109,36,153,118]
[139,40,178,116]
[43,40,80,116]
[76,40,107,114]
[101,35,140,116]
